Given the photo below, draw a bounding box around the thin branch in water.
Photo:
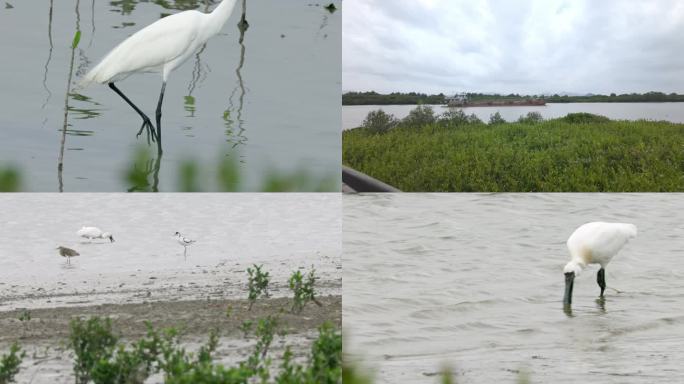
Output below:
[58,0,81,192]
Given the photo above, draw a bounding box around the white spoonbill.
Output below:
[563,222,637,305]
[174,232,196,259]
[77,226,115,243]
[57,246,80,264]
[78,0,239,144]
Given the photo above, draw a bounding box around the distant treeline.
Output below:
[342,91,446,105]
[342,91,684,105]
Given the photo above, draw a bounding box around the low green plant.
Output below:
[560,112,610,124]
[403,105,436,127]
[17,310,30,337]
[240,320,254,338]
[69,317,119,384]
[517,111,544,124]
[276,322,342,384]
[361,110,399,134]
[0,343,24,384]
[247,264,271,310]
[488,111,506,125]
[289,267,323,314]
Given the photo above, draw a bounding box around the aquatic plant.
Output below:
[66,315,340,384]
[0,343,24,384]
[69,317,119,384]
[247,264,271,310]
[289,266,323,314]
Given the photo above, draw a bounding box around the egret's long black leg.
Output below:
[108,83,156,143]
[597,268,606,297]
[155,82,167,146]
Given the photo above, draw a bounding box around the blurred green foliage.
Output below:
[0,167,20,192]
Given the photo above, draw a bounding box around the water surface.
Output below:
[344,193,684,383]
[0,0,341,191]
[0,193,341,310]
[343,102,684,129]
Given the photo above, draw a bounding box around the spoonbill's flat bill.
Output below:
[77,226,115,243]
[78,0,238,145]
[563,222,637,305]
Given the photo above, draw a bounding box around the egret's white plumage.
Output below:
[80,0,237,86]
[563,221,637,305]
[78,0,239,143]
[77,226,115,243]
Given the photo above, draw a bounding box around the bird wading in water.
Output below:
[78,0,239,147]
[563,222,637,306]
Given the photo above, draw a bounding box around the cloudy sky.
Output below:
[343,0,684,95]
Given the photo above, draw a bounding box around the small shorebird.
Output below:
[56,246,80,264]
[563,222,637,305]
[77,226,115,243]
[174,232,195,259]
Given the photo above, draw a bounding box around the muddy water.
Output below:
[344,193,684,383]
[0,194,341,310]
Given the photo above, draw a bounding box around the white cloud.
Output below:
[343,0,684,94]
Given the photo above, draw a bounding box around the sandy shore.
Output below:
[0,295,341,383]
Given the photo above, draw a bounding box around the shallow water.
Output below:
[0,0,341,191]
[344,193,684,383]
[0,194,341,310]
[342,102,684,129]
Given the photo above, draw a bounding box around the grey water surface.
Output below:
[343,102,684,130]
[0,193,341,310]
[344,193,684,383]
[0,0,340,191]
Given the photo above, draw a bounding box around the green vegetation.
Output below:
[64,316,341,384]
[17,311,30,337]
[343,108,684,192]
[121,145,338,192]
[0,343,24,384]
[0,167,20,192]
[289,267,323,314]
[343,91,446,105]
[69,317,119,384]
[343,90,684,105]
[247,264,271,310]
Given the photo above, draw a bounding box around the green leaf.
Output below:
[72,30,81,49]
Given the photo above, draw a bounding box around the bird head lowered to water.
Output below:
[562,222,637,306]
[103,232,115,243]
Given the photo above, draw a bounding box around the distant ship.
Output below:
[446,93,546,107]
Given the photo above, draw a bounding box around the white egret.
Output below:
[57,246,80,264]
[563,222,637,305]
[174,231,196,259]
[79,0,239,144]
[77,226,115,243]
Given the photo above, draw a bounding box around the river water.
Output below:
[342,102,684,130]
[0,1,341,191]
[344,193,684,383]
[0,193,341,310]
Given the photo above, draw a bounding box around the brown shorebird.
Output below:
[56,246,80,264]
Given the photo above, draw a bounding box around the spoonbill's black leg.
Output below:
[155,82,167,147]
[108,82,156,144]
[597,267,606,297]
